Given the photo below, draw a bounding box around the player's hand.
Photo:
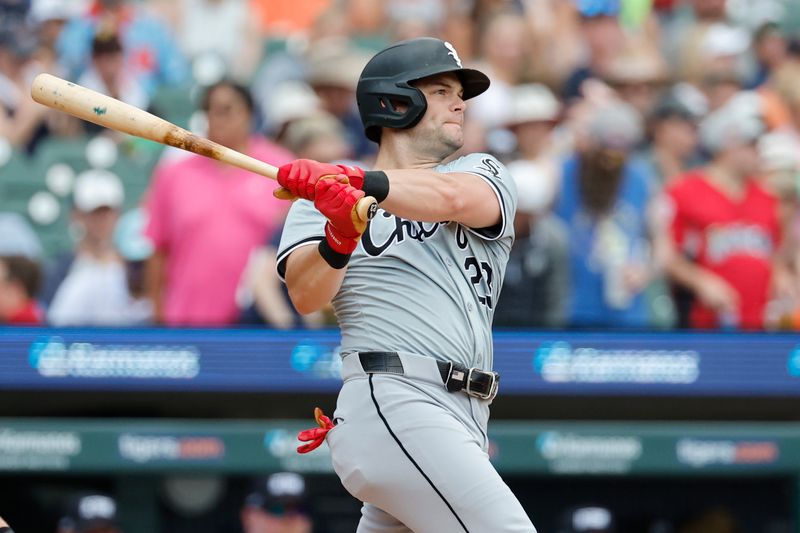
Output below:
[315,177,367,255]
[275,159,365,201]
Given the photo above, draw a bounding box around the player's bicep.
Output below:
[448,171,504,230]
[446,153,516,240]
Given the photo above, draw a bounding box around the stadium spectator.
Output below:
[601,42,671,120]
[562,0,627,102]
[495,159,569,329]
[0,255,44,325]
[77,29,149,111]
[237,113,346,328]
[152,0,263,83]
[241,472,313,533]
[748,21,789,89]
[557,505,617,533]
[57,0,189,97]
[143,80,293,326]
[675,505,740,533]
[468,8,531,130]
[45,171,151,326]
[305,43,374,160]
[279,111,353,165]
[634,87,703,187]
[494,83,568,328]
[663,93,788,329]
[386,0,446,43]
[663,0,731,76]
[57,492,122,533]
[0,24,52,151]
[687,23,751,112]
[554,100,657,328]
[0,212,44,261]
[249,0,332,36]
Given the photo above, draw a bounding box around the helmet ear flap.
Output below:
[361,83,427,142]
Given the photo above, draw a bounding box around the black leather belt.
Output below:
[358,351,500,401]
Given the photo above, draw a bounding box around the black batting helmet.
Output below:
[356,37,490,143]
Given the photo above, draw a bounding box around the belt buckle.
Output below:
[465,368,499,401]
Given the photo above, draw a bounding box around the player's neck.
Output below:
[373,137,448,170]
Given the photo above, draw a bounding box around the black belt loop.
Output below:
[358,351,499,401]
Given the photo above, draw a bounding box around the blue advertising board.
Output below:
[1,327,799,396]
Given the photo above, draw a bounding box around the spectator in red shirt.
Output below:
[0,255,44,325]
[663,92,785,329]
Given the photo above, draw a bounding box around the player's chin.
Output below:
[442,125,464,148]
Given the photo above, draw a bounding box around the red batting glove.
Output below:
[275,159,365,201]
[315,177,367,254]
[297,407,334,454]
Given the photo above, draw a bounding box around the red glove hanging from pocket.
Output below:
[297,407,335,454]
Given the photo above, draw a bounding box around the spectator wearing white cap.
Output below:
[494,159,569,328]
[505,83,562,163]
[662,93,789,329]
[57,492,122,533]
[554,100,659,328]
[241,472,312,533]
[45,170,151,326]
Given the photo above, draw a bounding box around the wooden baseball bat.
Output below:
[30,73,377,222]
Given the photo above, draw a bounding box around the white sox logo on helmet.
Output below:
[444,41,462,68]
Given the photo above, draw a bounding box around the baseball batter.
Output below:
[277,38,537,532]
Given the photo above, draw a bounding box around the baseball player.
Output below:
[276,38,537,532]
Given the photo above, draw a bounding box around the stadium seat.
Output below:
[0,147,73,259]
[34,136,92,175]
[149,84,196,129]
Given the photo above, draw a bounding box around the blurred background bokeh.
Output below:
[3,0,800,531]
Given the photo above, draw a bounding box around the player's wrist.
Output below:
[318,223,359,269]
[361,170,390,203]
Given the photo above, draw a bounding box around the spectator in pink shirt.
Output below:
[144,80,294,326]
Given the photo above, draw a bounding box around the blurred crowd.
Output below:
[2,0,800,331]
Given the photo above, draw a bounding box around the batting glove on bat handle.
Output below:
[297,407,334,454]
[314,177,377,267]
[274,159,388,205]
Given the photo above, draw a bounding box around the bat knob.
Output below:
[356,196,378,222]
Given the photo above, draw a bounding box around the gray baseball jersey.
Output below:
[277,152,517,371]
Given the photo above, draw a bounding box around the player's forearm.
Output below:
[285,245,347,314]
[379,170,500,228]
